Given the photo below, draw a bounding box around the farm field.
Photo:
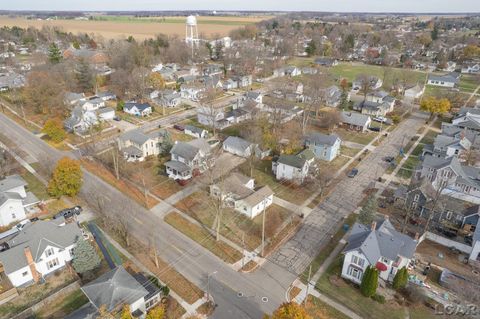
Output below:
[0,15,270,40]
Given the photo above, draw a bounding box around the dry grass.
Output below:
[304,295,350,319]
[0,15,269,40]
[165,212,243,264]
[289,286,302,301]
[81,159,159,208]
[240,260,258,272]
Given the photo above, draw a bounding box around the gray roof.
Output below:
[305,132,340,146]
[185,125,206,135]
[124,103,151,112]
[82,266,148,312]
[165,160,191,173]
[223,136,253,153]
[170,139,210,161]
[120,129,163,146]
[428,72,460,84]
[0,192,23,207]
[341,111,371,127]
[241,185,274,207]
[0,219,82,274]
[344,219,417,264]
[0,175,27,193]
[277,154,307,169]
[97,107,114,115]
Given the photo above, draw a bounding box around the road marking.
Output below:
[133,216,144,225]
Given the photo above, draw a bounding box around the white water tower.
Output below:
[185,15,199,45]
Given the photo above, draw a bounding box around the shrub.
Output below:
[161,285,170,296]
[372,293,386,304]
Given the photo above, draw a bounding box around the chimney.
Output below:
[414,232,419,241]
[371,221,377,231]
[24,247,40,283]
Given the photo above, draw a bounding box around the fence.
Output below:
[418,231,472,255]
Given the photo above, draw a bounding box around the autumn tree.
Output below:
[48,43,62,64]
[120,305,133,319]
[42,118,66,143]
[420,96,451,120]
[48,157,83,198]
[72,238,101,274]
[357,74,374,101]
[23,70,66,115]
[96,305,114,319]
[148,72,166,91]
[265,302,312,319]
[359,195,377,225]
[146,305,165,319]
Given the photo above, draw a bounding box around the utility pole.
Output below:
[304,265,312,306]
[261,197,267,257]
[206,271,217,302]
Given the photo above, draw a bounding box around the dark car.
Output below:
[347,168,359,178]
[53,206,82,219]
[384,156,395,163]
[173,124,185,131]
[113,116,121,121]
[369,126,381,132]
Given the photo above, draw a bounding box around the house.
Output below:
[301,67,318,75]
[64,92,86,106]
[96,92,117,101]
[314,57,338,67]
[201,75,223,89]
[223,79,238,90]
[461,63,480,74]
[184,125,208,139]
[63,47,108,65]
[232,75,253,88]
[180,84,205,102]
[272,150,314,184]
[81,266,161,318]
[124,103,152,117]
[223,136,255,158]
[0,73,25,91]
[323,86,348,108]
[165,139,212,180]
[245,91,263,104]
[274,66,301,77]
[427,72,461,88]
[340,112,372,132]
[353,100,393,117]
[64,105,98,133]
[0,175,39,226]
[404,84,425,100]
[97,107,115,121]
[304,132,341,162]
[341,218,417,284]
[451,107,480,133]
[155,90,181,108]
[352,76,383,91]
[118,129,168,162]
[0,218,82,287]
[441,61,457,72]
[423,134,472,159]
[79,97,105,112]
[210,173,274,219]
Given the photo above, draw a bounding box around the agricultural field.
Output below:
[0,15,270,40]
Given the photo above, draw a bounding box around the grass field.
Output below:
[0,15,269,40]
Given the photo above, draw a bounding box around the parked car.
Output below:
[383,156,395,163]
[113,116,121,121]
[347,168,359,178]
[173,124,184,131]
[15,219,30,230]
[53,206,82,219]
[369,126,381,132]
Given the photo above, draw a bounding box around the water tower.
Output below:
[185,15,199,45]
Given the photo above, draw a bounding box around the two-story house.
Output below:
[210,173,274,219]
[118,129,168,162]
[304,132,341,162]
[272,149,315,184]
[342,218,417,284]
[423,134,472,159]
[165,139,212,181]
[124,103,153,117]
[0,218,82,287]
[0,175,40,226]
[64,105,98,133]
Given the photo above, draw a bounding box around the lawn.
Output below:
[35,289,88,319]
[237,160,317,205]
[288,57,315,67]
[340,146,361,158]
[411,144,424,156]
[174,190,293,251]
[330,63,426,89]
[315,256,406,319]
[419,130,437,145]
[335,129,377,145]
[21,170,49,200]
[458,74,479,93]
[301,214,356,283]
[164,212,243,264]
[305,295,350,319]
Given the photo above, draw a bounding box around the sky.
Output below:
[2,0,480,13]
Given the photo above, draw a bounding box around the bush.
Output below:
[391,114,401,124]
[161,285,170,296]
[372,293,386,304]
[401,285,426,306]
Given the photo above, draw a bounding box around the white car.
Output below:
[373,116,388,123]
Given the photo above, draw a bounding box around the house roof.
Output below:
[0,192,23,207]
[215,173,254,199]
[165,160,191,173]
[170,142,199,161]
[428,72,460,84]
[0,175,27,193]
[97,107,114,115]
[120,129,161,146]
[0,219,82,274]
[124,103,151,112]
[185,125,206,135]
[277,154,307,169]
[305,132,340,146]
[223,136,253,153]
[241,185,274,207]
[344,219,417,264]
[341,111,371,127]
[82,266,148,312]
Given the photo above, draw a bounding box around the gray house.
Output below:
[304,132,341,162]
[340,112,372,132]
[223,136,255,158]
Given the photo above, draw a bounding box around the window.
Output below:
[350,255,365,267]
[347,266,363,280]
[45,248,54,257]
[46,258,59,270]
[69,248,75,257]
[22,271,28,277]
[413,194,420,202]
[11,213,16,219]
[446,211,453,220]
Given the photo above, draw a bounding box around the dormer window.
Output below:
[45,248,54,257]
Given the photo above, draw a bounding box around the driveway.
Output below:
[111,119,136,132]
[269,111,429,274]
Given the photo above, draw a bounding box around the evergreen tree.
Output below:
[392,267,408,290]
[359,195,377,225]
[48,43,62,64]
[360,266,378,297]
[340,90,349,111]
[76,58,94,92]
[72,239,101,274]
[305,40,317,57]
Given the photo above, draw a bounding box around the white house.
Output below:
[0,175,40,226]
[118,129,168,162]
[404,84,425,100]
[97,107,115,121]
[180,84,205,102]
[461,63,480,74]
[427,72,461,88]
[304,132,341,162]
[64,92,86,106]
[81,266,161,318]
[124,103,153,117]
[184,125,208,139]
[0,219,83,287]
[64,105,98,133]
[341,219,417,284]
[210,173,274,219]
[165,139,212,180]
[79,97,105,112]
[222,136,255,158]
[272,150,314,184]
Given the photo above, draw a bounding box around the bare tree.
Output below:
[357,74,374,101]
[199,88,221,136]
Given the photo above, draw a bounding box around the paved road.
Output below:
[269,111,429,274]
[0,112,291,318]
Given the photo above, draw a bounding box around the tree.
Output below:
[48,43,62,64]
[72,238,101,274]
[358,195,377,225]
[48,157,83,198]
[357,74,374,101]
[147,72,166,91]
[146,305,165,319]
[392,267,408,290]
[360,266,378,297]
[42,118,66,143]
[305,40,316,57]
[23,70,66,115]
[265,302,312,319]
[431,24,439,41]
[420,96,451,120]
[96,305,114,319]
[120,305,133,319]
[76,58,94,92]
